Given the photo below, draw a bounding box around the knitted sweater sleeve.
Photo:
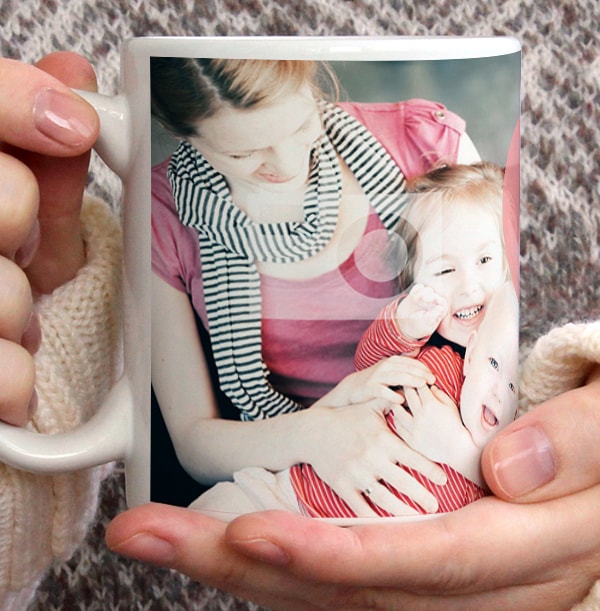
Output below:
[519,320,600,611]
[0,196,122,610]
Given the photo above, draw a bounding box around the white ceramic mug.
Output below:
[0,36,521,518]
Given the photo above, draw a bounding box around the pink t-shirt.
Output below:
[152,99,464,409]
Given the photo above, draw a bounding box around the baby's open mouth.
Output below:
[454,304,483,320]
[482,404,499,427]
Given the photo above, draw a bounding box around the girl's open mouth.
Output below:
[454,304,484,321]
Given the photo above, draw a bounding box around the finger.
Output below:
[387,405,412,430]
[228,487,600,592]
[429,384,458,407]
[0,257,34,342]
[20,311,42,355]
[364,482,420,517]
[415,384,451,408]
[31,52,98,204]
[377,385,405,404]
[369,464,438,514]
[386,355,436,383]
[106,504,324,611]
[18,52,100,293]
[404,386,422,412]
[0,152,39,257]
[482,369,600,502]
[0,56,98,156]
[391,436,447,485]
[328,476,381,518]
[0,338,36,426]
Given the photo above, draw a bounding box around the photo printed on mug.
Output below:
[149,40,521,524]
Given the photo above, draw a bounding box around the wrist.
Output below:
[286,405,333,464]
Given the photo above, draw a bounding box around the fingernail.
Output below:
[33,88,96,147]
[15,220,41,269]
[232,538,291,566]
[109,532,176,566]
[491,427,557,498]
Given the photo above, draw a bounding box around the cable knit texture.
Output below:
[519,322,600,412]
[0,1,598,609]
[0,197,122,610]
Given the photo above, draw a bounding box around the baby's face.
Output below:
[460,342,518,448]
[459,283,519,448]
[412,200,505,347]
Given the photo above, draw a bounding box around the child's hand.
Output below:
[316,355,436,408]
[0,53,98,425]
[395,284,448,340]
[394,385,465,461]
[394,385,482,485]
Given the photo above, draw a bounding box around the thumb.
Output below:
[429,384,456,408]
[481,365,600,502]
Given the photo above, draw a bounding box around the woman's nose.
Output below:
[263,142,306,177]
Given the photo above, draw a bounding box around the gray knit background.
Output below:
[1,0,598,609]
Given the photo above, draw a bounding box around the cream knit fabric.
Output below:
[519,321,600,610]
[520,321,600,413]
[0,196,122,610]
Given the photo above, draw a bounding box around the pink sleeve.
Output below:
[151,158,204,295]
[151,158,211,329]
[354,296,425,370]
[339,99,465,179]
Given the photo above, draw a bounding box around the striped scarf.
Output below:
[168,102,408,420]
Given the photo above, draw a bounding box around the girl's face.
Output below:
[412,200,505,347]
[189,84,323,194]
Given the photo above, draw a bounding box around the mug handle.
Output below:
[0,377,133,473]
[0,90,136,474]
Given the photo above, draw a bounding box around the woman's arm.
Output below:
[152,273,307,484]
[152,273,446,514]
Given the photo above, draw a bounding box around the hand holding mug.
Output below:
[105,368,600,610]
[0,52,99,426]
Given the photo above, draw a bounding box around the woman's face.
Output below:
[412,200,505,347]
[189,84,323,193]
